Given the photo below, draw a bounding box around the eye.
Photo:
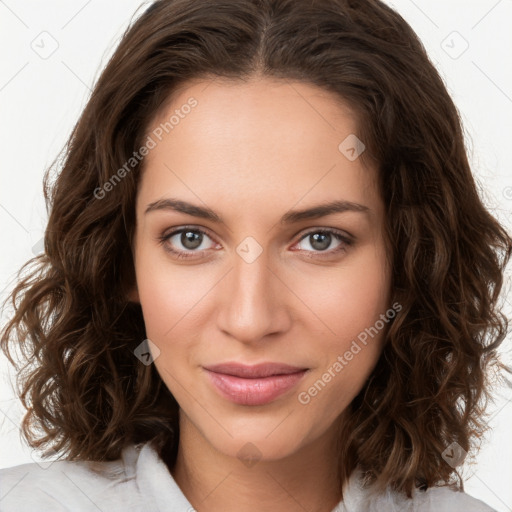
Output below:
[292,228,353,257]
[157,226,353,260]
[157,227,218,259]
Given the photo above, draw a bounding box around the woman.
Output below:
[1,0,510,510]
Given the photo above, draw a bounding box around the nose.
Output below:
[215,248,292,344]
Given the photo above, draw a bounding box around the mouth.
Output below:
[203,362,309,406]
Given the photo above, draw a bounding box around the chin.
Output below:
[202,418,314,463]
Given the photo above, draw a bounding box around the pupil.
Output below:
[311,233,330,251]
[182,231,202,249]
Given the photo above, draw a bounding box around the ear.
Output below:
[126,284,140,303]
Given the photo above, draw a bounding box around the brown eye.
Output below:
[158,227,218,259]
[294,229,353,257]
[177,230,203,250]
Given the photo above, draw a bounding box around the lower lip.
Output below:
[204,369,308,406]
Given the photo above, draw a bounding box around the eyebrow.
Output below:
[144,198,370,224]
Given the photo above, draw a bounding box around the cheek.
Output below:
[134,246,214,341]
[291,244,390,405]
[293,245,390,342]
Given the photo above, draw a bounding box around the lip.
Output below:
[203,362,309,406]
[204,362,307,378]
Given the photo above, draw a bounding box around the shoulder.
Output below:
[0,443,150,512]
[410,485,498,511]
[340,468,498,512]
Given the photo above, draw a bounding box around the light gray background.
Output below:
[1,1,511,510]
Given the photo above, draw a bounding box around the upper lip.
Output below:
[203,362,308,378]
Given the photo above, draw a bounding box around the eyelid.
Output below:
[161,224,218,243]
[157,225,220,257]
[296,226,353,243]
[291,227,353,257]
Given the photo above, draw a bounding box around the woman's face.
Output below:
[131,77,392,462]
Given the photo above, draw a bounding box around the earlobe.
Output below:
[126,285,140,303]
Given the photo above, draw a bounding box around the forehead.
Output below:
[138,77,381,220]
[148,77,360,157]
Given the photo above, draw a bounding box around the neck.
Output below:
[169,412,344,512]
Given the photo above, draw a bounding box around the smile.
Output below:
[203,367,309,406]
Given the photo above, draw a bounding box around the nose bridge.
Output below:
[216,244,288,342]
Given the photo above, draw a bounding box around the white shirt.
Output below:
[0,441,497,511]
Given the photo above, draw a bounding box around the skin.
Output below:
[130,77,392,512]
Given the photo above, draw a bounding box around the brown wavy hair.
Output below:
[2,0,511,500]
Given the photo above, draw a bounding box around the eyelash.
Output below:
[157,226,353,260]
